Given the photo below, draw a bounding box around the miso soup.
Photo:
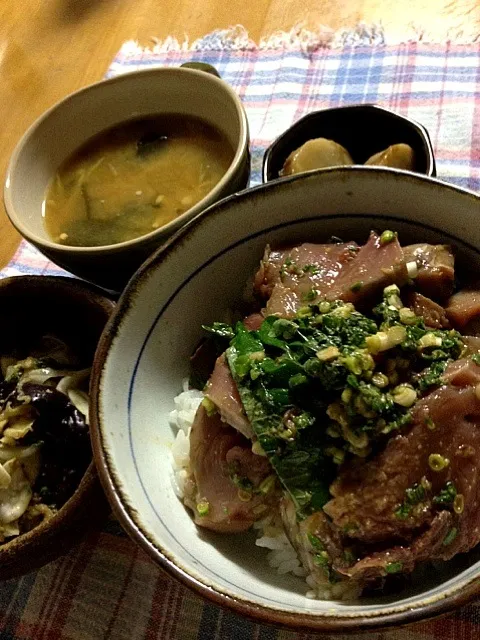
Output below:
[43,115,234,247]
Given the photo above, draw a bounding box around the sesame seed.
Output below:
[181,195,193,207]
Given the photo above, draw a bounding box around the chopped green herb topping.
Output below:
[201,322,235,340]
[405,483,427,504]
[208,281,464,520]
[350,281,363,293]
[303,264,320,274]
[443,527,458,546]
[302,288,319,302]
[472,353,480,366]
[416,361,449,392]
[280,258,304,280]
[394,503,412,520]
[229,472,253,493]
[385,562,403,574]
[395,482,427,519]
[308,532,325,551]
[433,481,457,506]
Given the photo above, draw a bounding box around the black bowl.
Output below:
[262,104,436,182]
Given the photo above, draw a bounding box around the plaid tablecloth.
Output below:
[2,29,480,640]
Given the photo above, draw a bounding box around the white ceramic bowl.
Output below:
[91,168,480,632]
[4,67,249,292]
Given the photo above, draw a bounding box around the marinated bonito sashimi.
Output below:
[170,230,480,599]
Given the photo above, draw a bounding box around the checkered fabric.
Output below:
[2,38,480,640]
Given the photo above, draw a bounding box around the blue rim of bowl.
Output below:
[90,166,480,633]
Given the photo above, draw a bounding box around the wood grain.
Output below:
[0,0,478,268]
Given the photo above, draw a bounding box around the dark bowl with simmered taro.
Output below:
[92,168,480,633]
[263,104,436,182]
[0,276,114,580]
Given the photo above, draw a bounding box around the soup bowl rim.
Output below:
[4,66,249,255]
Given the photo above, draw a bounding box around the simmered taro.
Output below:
[365,143,415,170]
[170,230,480,601]
[281,138,353,176]
[279,138,416,176]
[0,343,91,542]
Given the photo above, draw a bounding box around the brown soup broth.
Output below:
[43,115,234,247]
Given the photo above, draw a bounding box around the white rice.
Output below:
[169,387,357,600]
[253,513,306,578]
[169,387,203,497]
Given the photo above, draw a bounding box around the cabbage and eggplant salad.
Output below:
[174,230,480,597]
[0,336,91,543]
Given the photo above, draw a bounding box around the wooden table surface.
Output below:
[0,0,478,268]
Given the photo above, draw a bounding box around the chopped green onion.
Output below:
[429,453,450,472]
[196,501,210,516]
[453,494,465,514]
[372,372,389,388]
[472,353,480,366]
[316,346,340,361]
[406,260,418,279]
[380,230,396,245]
[259,474,276,495]
[366,325,406,354]
[399,307,417,325]
[297,306,313,318]
[383,284,401,297]
[418,333,443,349]
[420,476,432,491]
[201,397,216,416]
[251,440,266,456]
[350,281,363,293]
[391,384,417,408]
